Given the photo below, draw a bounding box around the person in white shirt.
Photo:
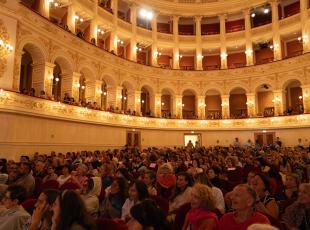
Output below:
[121,180,148,222]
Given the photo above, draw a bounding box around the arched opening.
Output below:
[78,75,86,104]
[205,89,222,119]
[121,85,128,112]
[161,88,173,118]
[19,49,33,94]
[141,86,151,117]
[284,80,304,115]
[52,62,62,101]
[101,80,107,110]
[229,87,247,118]
[256,84,274,117]
[182,89,196,119]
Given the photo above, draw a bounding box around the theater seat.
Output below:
[96,217,128,230]
[59,182,80,190]
[173,202,191,230]
[40,180,59,191]
[22,198,37,215]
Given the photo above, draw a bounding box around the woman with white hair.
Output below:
[282,183,310,230]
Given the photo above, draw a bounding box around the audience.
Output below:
[0,141,309,230]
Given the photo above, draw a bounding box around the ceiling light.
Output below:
[251,13,256,18]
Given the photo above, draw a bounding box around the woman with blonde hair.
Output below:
[182,183,219,230]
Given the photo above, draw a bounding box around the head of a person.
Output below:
[110,177,128,200]
[225,156,236,168]
[192,159,200,168]
[82,178,94,194]
[19,162,31,175]
[207,166,221,180]
[128,200,168,230]
[194,173,213,187]
[61,165,72,176]
[231,184,257,212]
[190,183,216,210]
[247,171,256,186]
[76,164,88,176]
[129,180,149,202]
[35,160,45,173]
[251,173,270,194]
[35,189,59,219]
[297,183,310,205]
[52,190,94,230]
[143,170,156,186]
[3,185,27,209]
[285,173,300,189]
[47,165,55,175]
[247,224,279,230]
[176,172,193,190]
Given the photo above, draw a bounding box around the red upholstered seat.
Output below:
[173,202,191,230]
[41,180,59,191]
[96,217,128,230]
[150,195,169,216]
[22,198,37,215]
[59,182,80,190]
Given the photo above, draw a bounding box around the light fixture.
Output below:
[81,85,85,89]
[161,102,165,105]
[74,15,79,20]
[263,8,269,14]
[97,28,105,35]
[0,39,13,57]
[124,96,127,100]
[220,53,228,58]
[299,95,303,100]
[139,9,153,20]
[99,90,103,94]
[182,103,185,107]
[79,18,84,22]
[77,83,81,88]
[245,49,253,55]
[55,77,59,82]
[251,12,256,18]
[298,36,302,41]
[179,55,183,59]
[269,45,274,49]
[141,99,145,103]
[103,91,107,96]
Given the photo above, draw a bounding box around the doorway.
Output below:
[184,133,202,147]
[254,131,275,146]
[126,130,141,149]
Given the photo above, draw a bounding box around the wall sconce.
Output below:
[81,85,85,90]
[197,54,203,60]
[0,39,13,58]
[245,49,253,55]
[99,90,103,94]
[55,77,60,82]
[220,53,228,59]
[299,95,303,100]
[221,102,229,107]
[272,96,281,104]
[119,95,123,99]
[74,15,84,22]
[141,99,145,104]
[76,83,81,88]
[182,103,185,107]
[124,96,127,100]
[49,0,60,7]
[117,39,124,45]
[179,55,183,59]
[136,47,142,52]
[246,101,254,106]
[161,102,165,106]
[97,28,105,35]
[103,91,107,96]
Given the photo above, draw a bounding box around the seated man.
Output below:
[0,185,31,230]
[15,162,35,197]
[219,184,270,230]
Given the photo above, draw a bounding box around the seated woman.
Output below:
[81,178,99,217]
[52,190,95,230]
[195,172,225,214]
[156,163,176,199]
[182,183,219,230]
[169,172,193,214]
[57,165,73,186]
[43,165,58,183]
[251,173,279,219]
[142,170,157,197]
[122,180,148,221]
[127,200,168,230]
[100,177,128,218]
[29,189,59,230]
[71,164,88,189]
[282,183,310,230]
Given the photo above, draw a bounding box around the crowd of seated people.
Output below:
[0,139,309,230]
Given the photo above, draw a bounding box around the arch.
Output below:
[229,87,247,95]
[161,87,175,96]
[229,87,247,118]
[205,89,222,119]
[101,74,116,87]
[205,88,222,96]
[19,42,46,95]
[18,37,48,64]
[252,79,275,92]
[141,84,155,96]
[227,84,249,95]
[79,66,96,81]
[121,80,135,91]
[281,78,303,90]
[51,54,74,76]
[283,79,304,115]
[255,83,273,92]
[182,88,198,96]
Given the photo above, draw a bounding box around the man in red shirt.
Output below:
[219,184,270,230]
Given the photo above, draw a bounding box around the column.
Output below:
[127,90,141,114]
[31,62,55,97]
[85,80,96,102]
[174,95,183,118]
[243,9,254,66]
[271,0,282,60]
[272,90,286,116]
[71,72,81,101]
[173,16,180,69]
[67,4,76,33]
[219,14,227,69]
[151,14,158,67]
[95,80,103,105]
[39,0,50,18]
[89,19,98,44]
[197,96,206,119]
[154,93,162,117]
[129,3,137,62]
[195,16,203,70]
[106,85,123,109]
[300,0,310,52]
[246,93,256,117]
[301,84,310,113]
[109,0,118,53]
[221,94,230,118]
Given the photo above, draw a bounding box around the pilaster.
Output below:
[197,95,206,119]
[154,93,162,117]
[67,4,76,33]
[175,95,183,118]
[246,93,256,117]
[220,14,227,69]
[221,94,230,118]
[95,80,103,106]
[39,0,50,18]
[32,62,55,97]
[272,89,286,116]
[271,0,282,60]
[195,16,203,70]
[243,8,254,66]
[301,84,310,113]
[300,0,310,52]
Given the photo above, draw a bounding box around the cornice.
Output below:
[0,91,310,131]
